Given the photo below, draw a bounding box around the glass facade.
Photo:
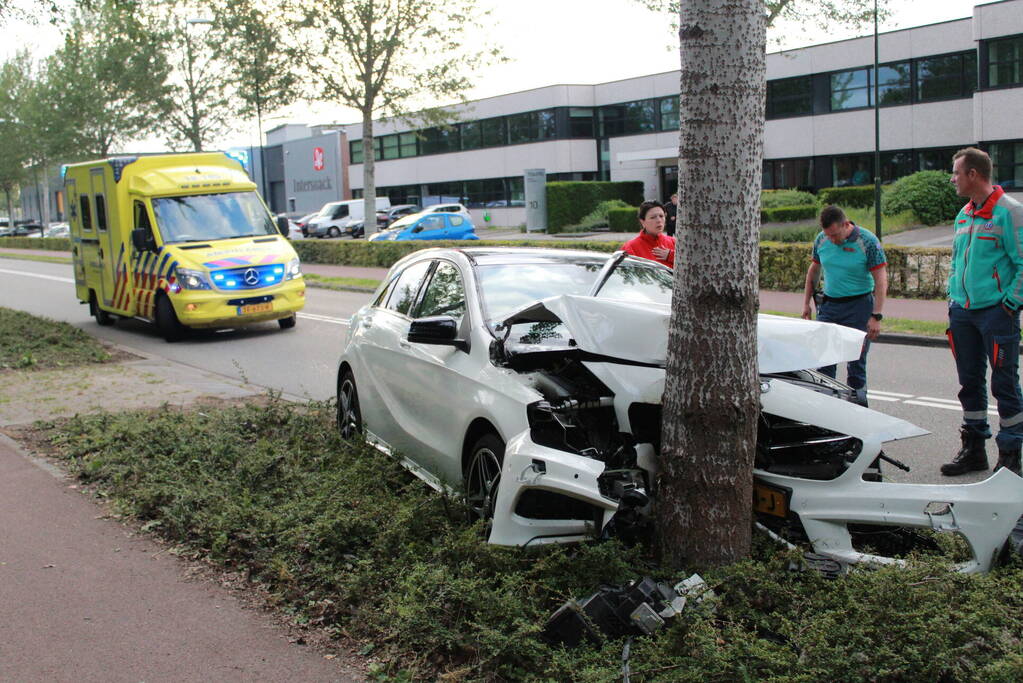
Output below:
[762,158,814,190]
[991,141,1023,190]
[988,36,1023,87]
[916,52,977,101]
[830,68,871,110]
[767,76,813,118]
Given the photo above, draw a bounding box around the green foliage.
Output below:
[761,204,819,223]
[40,400,1023,681]
[546,181,645,231]
[818,184,876,208]
[882,170,963,226]
[761,224,820,242]
[761,189,816,208]
[567,199,632,232]
[0,307,110,370]
[1,236,73,251]
[608,207,639,232]
[0,52,33,202]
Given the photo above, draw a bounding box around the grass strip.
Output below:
[302,272,380,291]
[0,251,73,265]
[763,309,945,337]
[35,397,1023,681]
[0,307,111,370]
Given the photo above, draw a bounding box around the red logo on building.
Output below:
[313,147,325,171]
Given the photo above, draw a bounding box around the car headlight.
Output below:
[286,258,302,280]
[176,268,210,290]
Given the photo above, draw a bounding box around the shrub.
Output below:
[1,236,72,251]
[882,170,962,226]
[571,199,631,232]
[607,207,638,232]
[761,204,818,223]
[817,185,876,208]
[546,181,644,231]
[761,189,816,208]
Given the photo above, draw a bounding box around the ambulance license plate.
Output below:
[753,482,789,518]
[238,302,273,315]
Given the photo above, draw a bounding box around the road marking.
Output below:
[903,399,997,416]
[869,390,915,399]
[0,268,73,284]
[298,312,350,326]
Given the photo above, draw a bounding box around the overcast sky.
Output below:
[4,0,986,151]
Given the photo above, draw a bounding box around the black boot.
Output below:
[940,427,989,476]
[994,445,1022,477]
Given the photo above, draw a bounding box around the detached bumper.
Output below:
[172,279,305,328]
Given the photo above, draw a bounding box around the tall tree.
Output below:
[159,11,233,152]
[45,0,171,157]
[0,51,33,226]
[298,0,501,235]
[658,0,766,568]
[635,0,886,36]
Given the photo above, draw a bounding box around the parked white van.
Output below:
[307,198,390,238]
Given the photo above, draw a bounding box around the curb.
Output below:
[876,332,948,348]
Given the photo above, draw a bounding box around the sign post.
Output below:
[524,168,547,233]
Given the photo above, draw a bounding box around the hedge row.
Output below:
[607,207,638,232]
[761,204,818,223]
[546,181,644,232]
[817,184,876,208]
[0,237,950,300]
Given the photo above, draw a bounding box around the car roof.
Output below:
[399,246,614,268]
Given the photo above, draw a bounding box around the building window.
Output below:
[350,140,362,164]
[877,62,911,105]
[569,108,594,137]
[659,97,679,130]
[916,52,976,101]
[381,135,399,160]
[423,181,464,206]
[988,36,1023,87]
[917,147,961,172]
[830,68,871,110]
[399,132,417,157]
[507,176,524,205]
[833,155,873,186]
[880,151,914,183]
[421,126,459,154]
[599,99,658,137]
[762,158,813,190]
[481,117,506,146]
[507,110,557,144]
[991,141,1023,191]
[465,178,506,208]
[766,76,812,118]
[460,120,481,150]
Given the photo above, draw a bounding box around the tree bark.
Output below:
[657,0,766,569]
[362,110,376,236]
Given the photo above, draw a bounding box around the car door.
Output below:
[386,260,478,483]
[353,259,434,458]
[415,214,447,240]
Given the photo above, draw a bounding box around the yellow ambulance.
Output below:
[64,153,304,342]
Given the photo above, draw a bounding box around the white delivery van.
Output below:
[306,198,390,238]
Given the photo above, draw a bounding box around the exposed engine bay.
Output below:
[486,295,1023,573]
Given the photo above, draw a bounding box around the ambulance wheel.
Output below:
[156,295,187,343]
[278,315,296,330]
[89,292,114,326]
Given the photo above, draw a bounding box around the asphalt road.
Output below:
[0,258,989,485]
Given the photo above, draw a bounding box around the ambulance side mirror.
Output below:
[131,228,155,252]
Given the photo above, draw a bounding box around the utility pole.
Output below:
[873,0,882,241]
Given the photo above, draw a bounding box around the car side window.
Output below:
[384,260,432,315]
[422,215,445,231]
[415,262,466,321]
[449,215,464,227]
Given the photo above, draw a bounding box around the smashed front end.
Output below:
[487,296,1023,573]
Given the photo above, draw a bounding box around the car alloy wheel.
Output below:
[465,433,505,523]
[328,226,341,238]
[336,370,362,440]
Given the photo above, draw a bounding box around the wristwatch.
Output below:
[870,313,883,321]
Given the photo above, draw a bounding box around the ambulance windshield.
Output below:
[152,191,277,244]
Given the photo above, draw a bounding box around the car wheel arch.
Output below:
[462,418,503,475]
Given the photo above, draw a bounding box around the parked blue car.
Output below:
[367,211,479,241]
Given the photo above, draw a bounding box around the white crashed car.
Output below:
[336,247,1023,573]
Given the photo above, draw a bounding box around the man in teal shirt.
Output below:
[942,147,1023,477]
[801,205,888,406]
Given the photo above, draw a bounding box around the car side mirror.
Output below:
[131,227,155,252]
[408,315,469,352]
[412,225,424,233]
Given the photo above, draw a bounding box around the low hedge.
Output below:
[817,185,876,208]
[546,181,644,232]
[0,236,72,251]
[761,189,816,208]
[761,204,818,223]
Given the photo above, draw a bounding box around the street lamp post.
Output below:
[873,0,882,241]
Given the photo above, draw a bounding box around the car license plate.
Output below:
[753,482,789,518]
[238,302,273,316]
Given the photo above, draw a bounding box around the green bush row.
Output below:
[546,181,644,232]
[761,204,818,223]
[817,184,876,208]
[607,207,638,232]
[761,189,816,208]
[1,236,72,250]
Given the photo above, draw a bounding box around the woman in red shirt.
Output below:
[621,200,676,268]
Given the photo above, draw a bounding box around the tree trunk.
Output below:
[362,110,376,236]
[657,0,766,569]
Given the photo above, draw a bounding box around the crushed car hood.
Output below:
[501,295,866,373]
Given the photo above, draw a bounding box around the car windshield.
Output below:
[476,257,673,347]
[152,192,276,244]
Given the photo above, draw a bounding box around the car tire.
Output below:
[328,226,341,238]
[278,314,297,330]
[465,433,505,524]
[155,295,187,343]
[89,291,114,326]
[336,369,362,440]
